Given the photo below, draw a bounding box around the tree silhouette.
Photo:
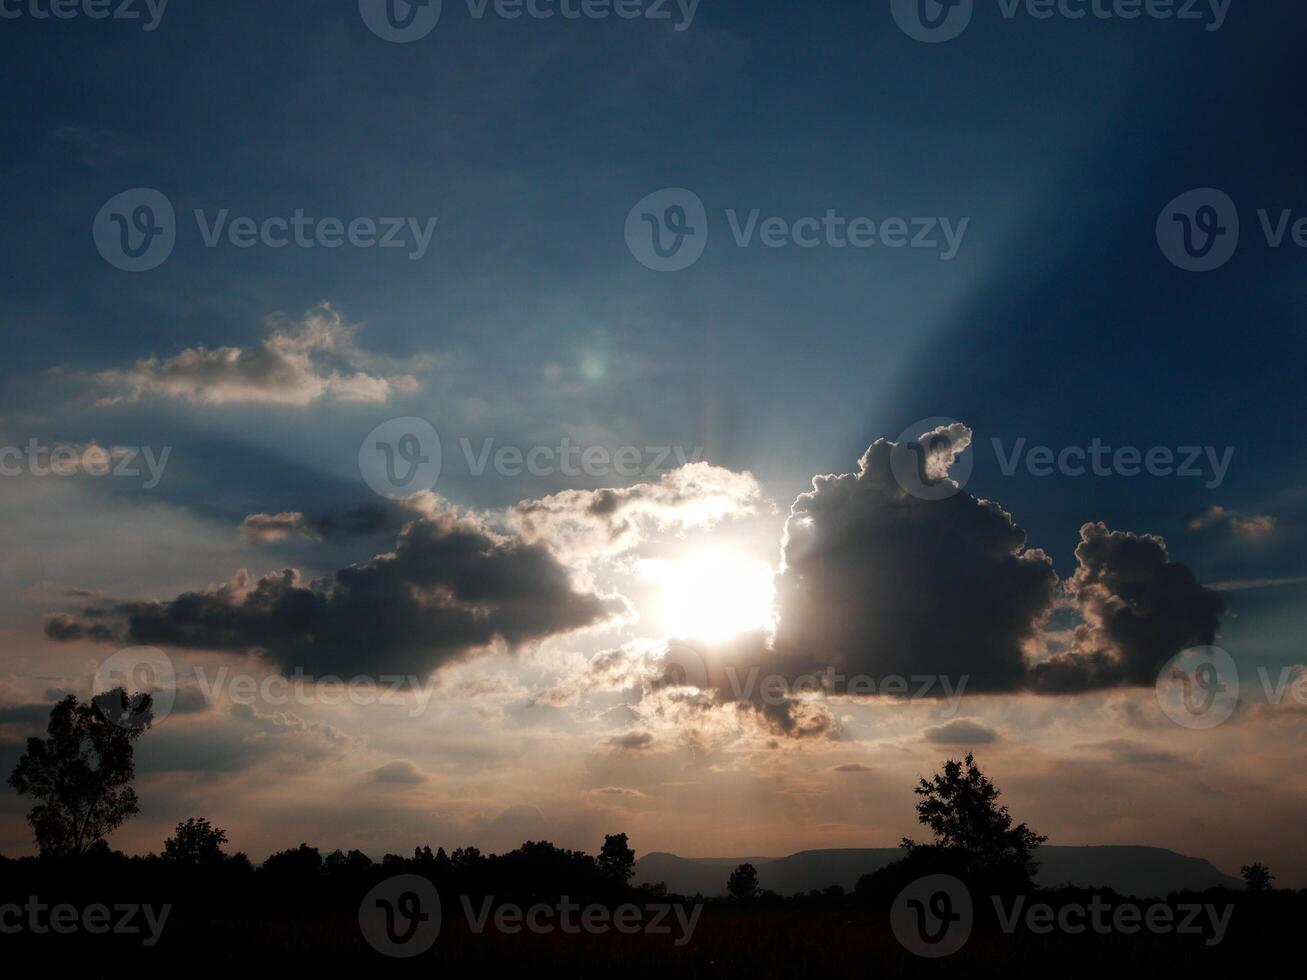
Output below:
[902,752,1046,876]
[263,843,323,877]
[7,689,152,857]
[1241,862,1275,892]
[727,862,759,901]
[598,832,636,884]
[163,818,229,865]
[324,848,374,875]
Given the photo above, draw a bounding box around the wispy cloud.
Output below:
[91,303,419,407]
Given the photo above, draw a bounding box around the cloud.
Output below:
[1207,576,1307,592]
[1186,505,1230,531]
[507,462,768,559]
[648,630,842,741]
[46,500,619,679]
[43,613,118,643]
[633,432,1228,719]
[229,703,359,746]
[606,731,654,751]
[1231,515,1277,537]
[918,420,973,481]
[1029,523,1226,692]
[833,763,872,773]
[536,645,645,707]
[92,303,418,406]
[591,786,649,799]
[240,512,324,544]
[239,504,398,544]
[1077,738,1178,765]
[226,703,363,766]
[923,719,998,745]
[0,703,57,727]
[369,760,428,784]
[769,435,1058,693]
[1187,504,1277,538]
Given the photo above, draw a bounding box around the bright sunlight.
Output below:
[640,551,776,643]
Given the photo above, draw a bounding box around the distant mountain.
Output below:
[635,846,1242,898]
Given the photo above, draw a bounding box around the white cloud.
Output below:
[93,303,419,406]
[507,462,770,560]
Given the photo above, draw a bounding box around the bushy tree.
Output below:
[450,846,483,869]
[727,862,759,901]
[263,843,323,876]
[324,848,374,875]
[598,832,636,884]
[8,689,153,857]
[902,753,1046,876]
[163,818,229,865]
[1241,862,1275,892]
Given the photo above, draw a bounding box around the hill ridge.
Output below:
[635,845,1242,897]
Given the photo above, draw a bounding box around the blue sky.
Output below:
[3,1,1307,879]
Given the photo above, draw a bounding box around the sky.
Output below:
[3,1,1307,884]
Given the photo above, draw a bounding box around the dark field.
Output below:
[2,860,1301,980]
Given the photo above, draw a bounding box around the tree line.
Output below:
[3,689,1287,904]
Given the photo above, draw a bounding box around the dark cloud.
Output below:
[646,434,1228,719]
[239,504,398,544]
[1078,739,1179,765]
[650,630,841,740]
[1029,523,1227,693]
[606,731,654,751]
[738,696,839,740]
[770,437,1058,693]
[46,507,618,680]
[0,703,57,727]
[43,611,118,643]
[923,719,998,745]
[172,685,214,716]
[369,760,427,784]
[833,763,872,773]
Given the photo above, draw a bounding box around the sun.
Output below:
[640,550,776,643]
